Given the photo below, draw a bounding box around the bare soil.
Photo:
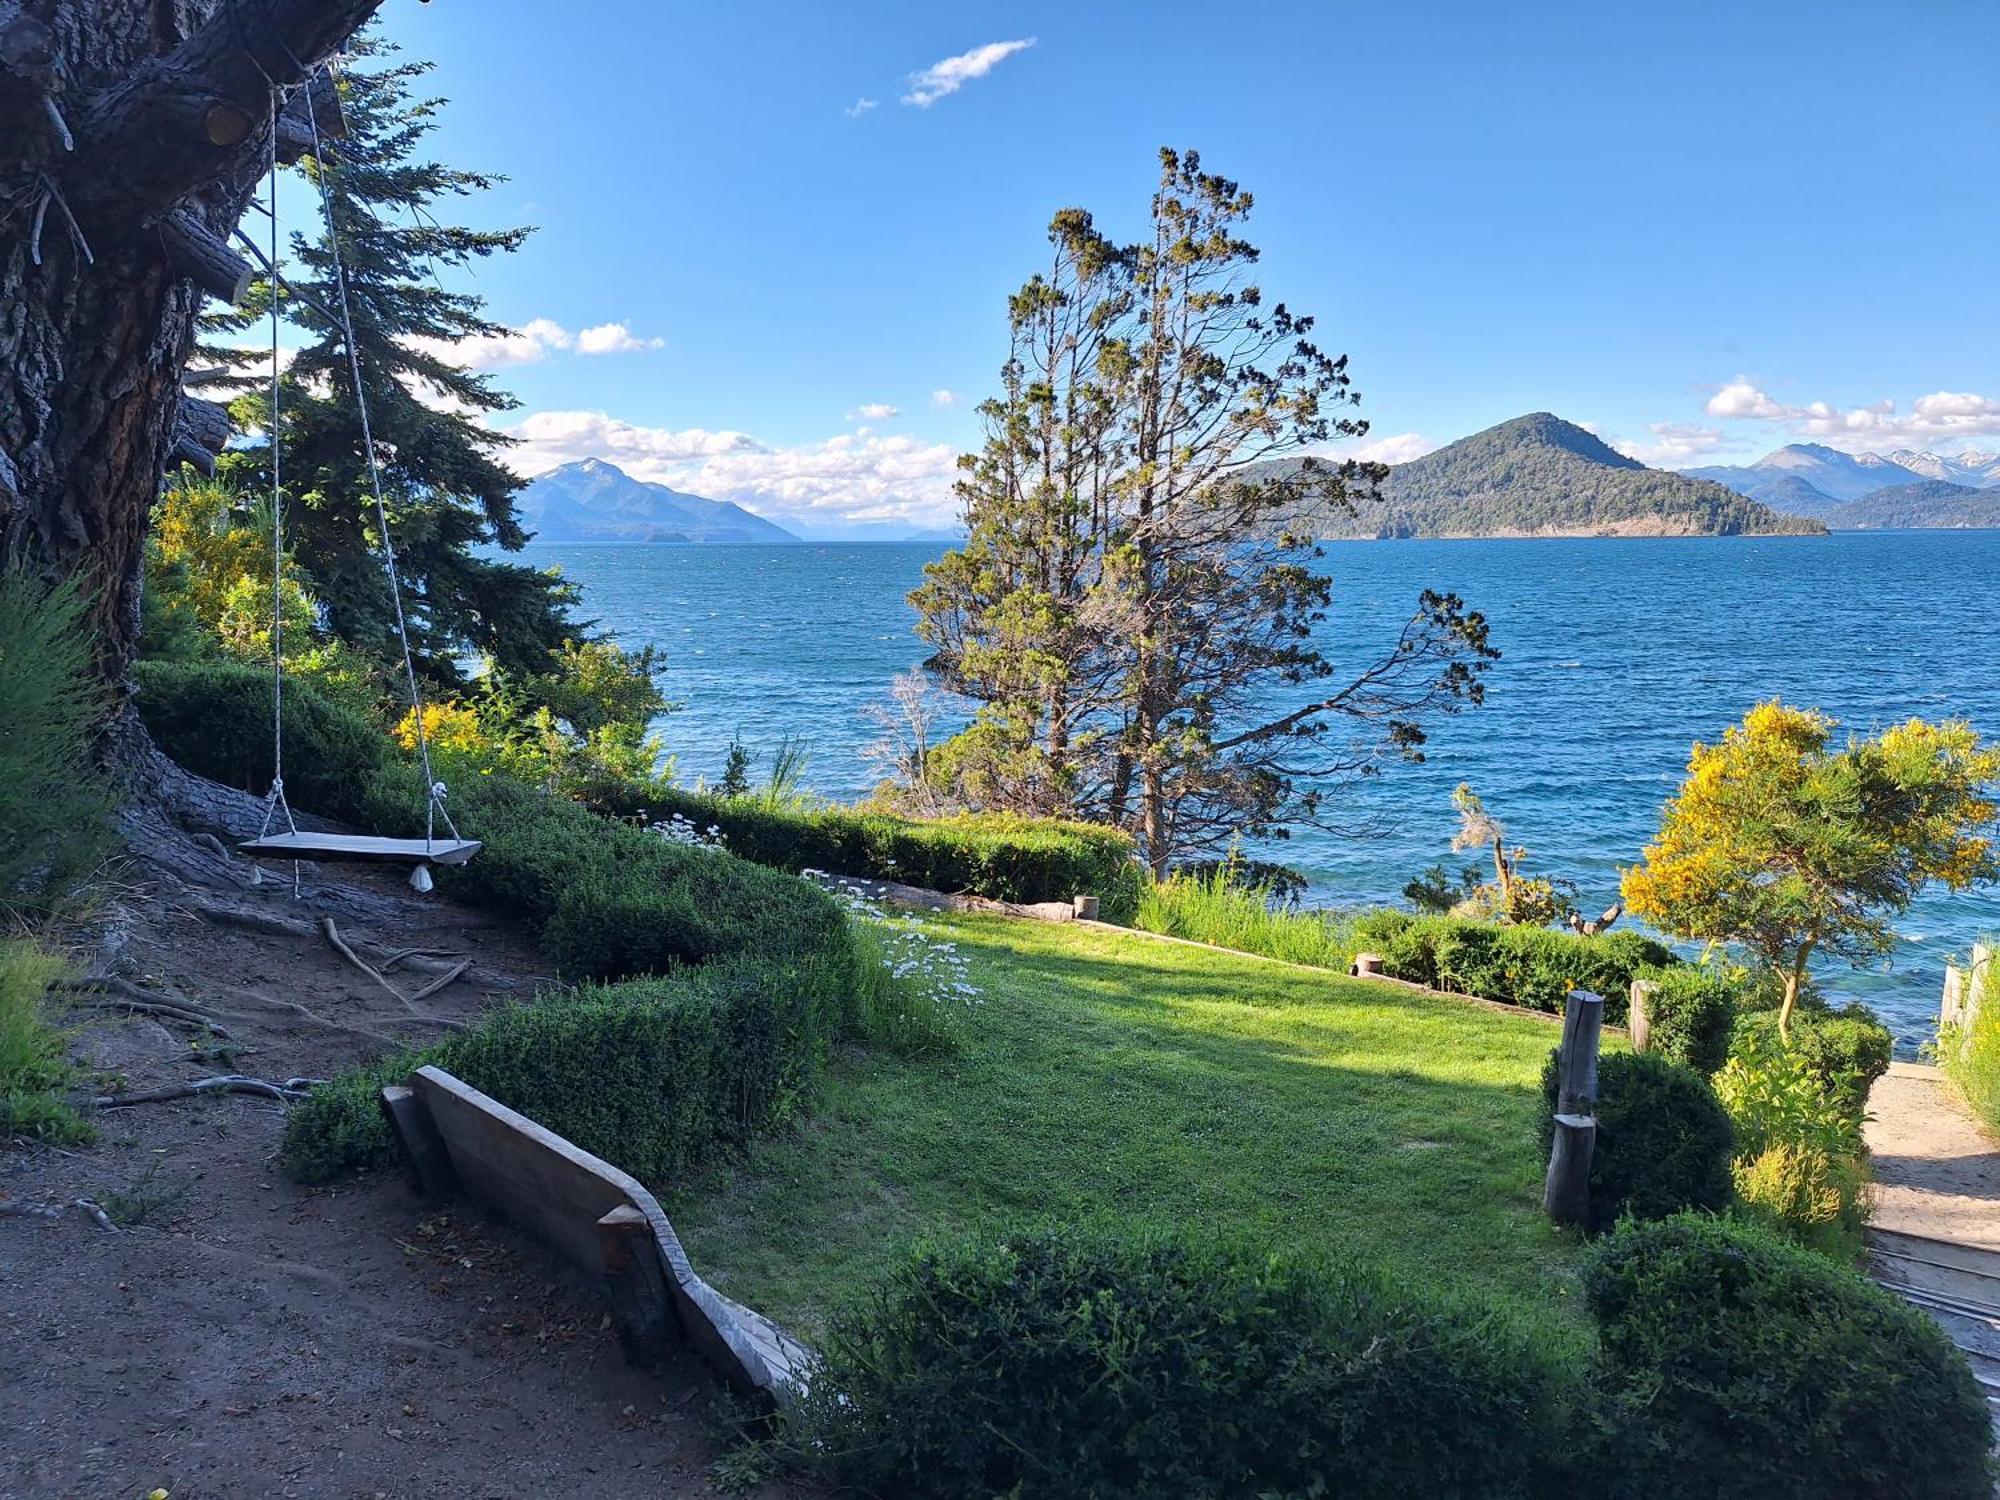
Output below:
[2,862,800,1500]
[1867,1060,2000,1250]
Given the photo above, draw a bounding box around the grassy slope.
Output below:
[671,913,1593,1333]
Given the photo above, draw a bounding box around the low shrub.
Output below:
[0,572,113,913]
[595,783,1142,922]
[135,658,388,825]
[794,1225,1580,1500]
[1585,1213,1993,1499]
[1941,947,2000,1133]
[1636,964,1737,1074]
[0,940,94,1145]
[1732,1140,1868,1251]
[283,953,859,1184]
[1714,1024,1869,1250]
[1539,1050,1735,1232]
[1380,916,1672,1022]
[1730,1003,1892,1121]
[1134,865,1362,970]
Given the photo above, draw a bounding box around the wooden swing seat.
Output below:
[238,832,482,867]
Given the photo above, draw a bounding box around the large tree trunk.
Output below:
[0,0,383,717]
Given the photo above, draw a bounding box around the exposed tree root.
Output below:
[93,1075,322,1108]
[211,986,403,1049]
[317,916,404,1002]
[402,959,472,1006]
[318,918,467,1028]
[189,898,316,941]
[49,976,232,1038]
[0,1196,118,1232]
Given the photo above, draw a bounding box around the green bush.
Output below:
[1585,1214,1993,1499]
[1731,1003,1892,1121]
[0,573,113,912]
[794,1225,1580,1500]
[1637,964,1737,1074]
[1941,948,2000,1133]
[283,952,858,1183]
[1377,916,1672,1022]
[135,657,388,825]
[594,783,1142,922]
[1714,1024,1869,1251]
[1540,1050,1735,1232]
[0,940,94,1145]
[1134,865,1363,969]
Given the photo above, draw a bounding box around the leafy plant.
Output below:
[1637,963,1739,1075]
[1713,1026,1868,1248]
[1940,945,2000,1133]
[1539,1050,1736,1232]
[0,572,114,915]
[1585,1213,1992,1499]
[1730,1004,1890,1122]
[0,940,94,1146]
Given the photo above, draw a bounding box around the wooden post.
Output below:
[1072,894,1100,921]
[598,1204,677,1368]
[1628,979,1658,1054]
[1944,964,1968,1032]
[379,1084,458,1198]
[1543,988,1604,1227]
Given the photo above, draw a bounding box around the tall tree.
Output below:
[0,0,385,707]
[915,149,1496,873]
[1623,701,2000,1036]
[212,36,575,683]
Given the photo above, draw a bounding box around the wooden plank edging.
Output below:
[392,1065,811,1406]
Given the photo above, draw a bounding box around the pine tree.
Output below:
[212,34,573,684]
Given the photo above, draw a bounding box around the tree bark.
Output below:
[0,0,385,701]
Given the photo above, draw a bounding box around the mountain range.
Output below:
[1685,443,2000,519]
[516,459,801,544]
[1822,481,2000,531]
[1266,413,1823,539]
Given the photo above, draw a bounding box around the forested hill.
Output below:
[1825,481,2000,531]
[1257,413,1825,539]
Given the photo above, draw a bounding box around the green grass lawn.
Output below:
[670,913,1592,1333]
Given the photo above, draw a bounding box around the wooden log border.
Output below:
[386,1065,810,1407]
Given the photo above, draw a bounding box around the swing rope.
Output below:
[255,120,300,890]
[259,63,459,852]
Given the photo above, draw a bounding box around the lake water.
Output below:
[524,531,2000,1053]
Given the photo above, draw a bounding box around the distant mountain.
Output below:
[516,459,800,544]
[1739,473,1841,518]
[1824,480,2000,531]
[1687,444,1927,503]
[1884,448,2000,488]
[1265,413,1822,539]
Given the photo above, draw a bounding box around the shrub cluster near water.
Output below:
[789,1217,1991,1500]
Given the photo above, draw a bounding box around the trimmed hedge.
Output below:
[1731,1004,1893,1120]
[135,657,388,825]
[1586,1214,1994,1499]
[1539,1050,1735,1232]
[609,785,1143,922]
[795,1225,1581,1500]
[1637,964,1737,1075]
[1365,912,1673,1022]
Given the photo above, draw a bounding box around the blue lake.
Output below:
[524,530,2000,1053]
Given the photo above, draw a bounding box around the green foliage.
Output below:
[1940,950,2000,1134]
[1539,1050,1735,1233]
[0,573,113,914]
[0,941,93,1145]
[794,1225,1580,1500]
[1135,865,1362,969]
[1312,411,1821,538]
[1637,964,1738,1074]
[594,782,1141,921]
[1730,1004,1891,1121]
[1371,913,1671,1021]
[206,34,578,681]
[134,658,388,825]
[1584,1214,1993,1499]
[1715,1023,1870,1249]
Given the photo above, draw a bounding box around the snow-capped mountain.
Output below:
[1686,443,2000,506]
[1884,448,2000,487]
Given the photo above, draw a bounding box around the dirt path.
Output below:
[1866,1061,2000,1250]
[2,867,799,1500]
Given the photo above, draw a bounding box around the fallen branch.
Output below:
[375,946,467,974]
[94,1074,323,1108]
[0,1196,118,1231]
[318,916,405,1003]
[50,976,232,1039]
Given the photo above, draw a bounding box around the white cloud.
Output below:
[901,38,1036,107]
[505,410,960,528]
[425,317,574,372]
[1700,377,2000,451]
[1614,421,1731,465]
[1344,432,1436,465]
[930,388,961,407]
[848,401,900,422]
[576,321,666,356]
[845,96,878,118]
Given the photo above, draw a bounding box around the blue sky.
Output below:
[370,0,2000,534]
